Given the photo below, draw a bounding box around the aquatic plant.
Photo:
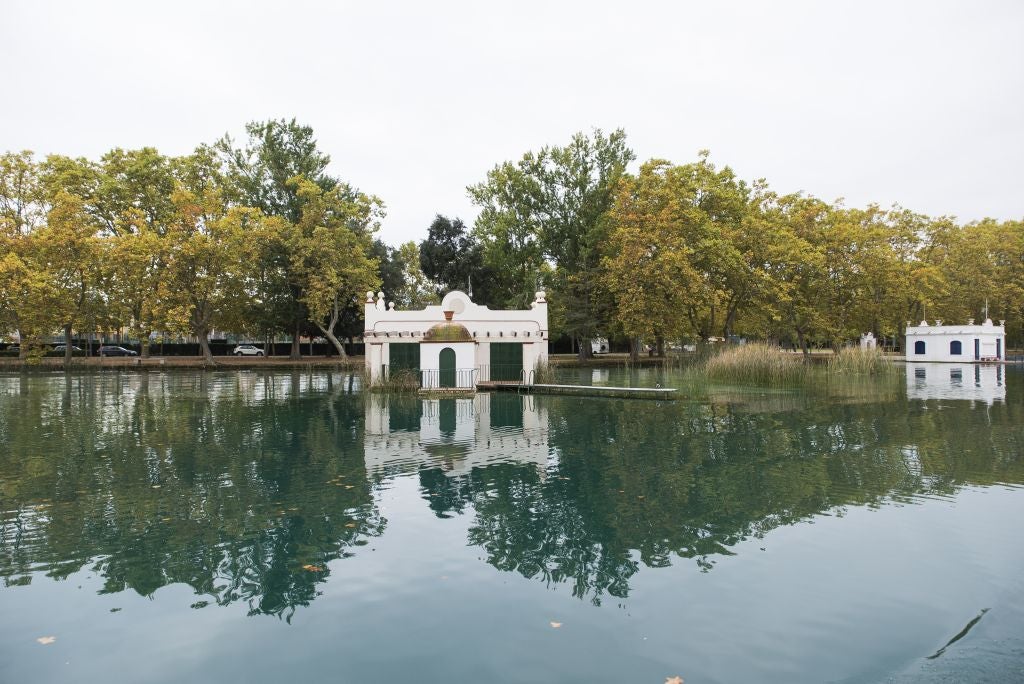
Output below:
[827,346,898,376]
[368,368,422,393]
[532,359,557,384]
[702,343,808,385]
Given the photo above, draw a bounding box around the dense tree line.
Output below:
[0,120,433,363]
[3,122,1022,363]
[428,132,1023,357]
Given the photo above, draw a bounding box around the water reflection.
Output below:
[906,363,1006,404]
[364,393,550,478]
[371,384,1024,604]
[1,370,1023,615]
[0,371,379,620]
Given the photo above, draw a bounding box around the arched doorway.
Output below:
[439,347,456,388]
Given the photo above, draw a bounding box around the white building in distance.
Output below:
[904,318,1005,362]
[363,289,549,389]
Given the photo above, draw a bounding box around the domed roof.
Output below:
[423,320,473,343]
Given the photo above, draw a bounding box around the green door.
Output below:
[389,343,420,373]
[490,343,523,382]
[439,347,456,388]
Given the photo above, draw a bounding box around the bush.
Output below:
[703,343,808,385]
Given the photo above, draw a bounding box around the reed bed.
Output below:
[368,368,422,393]
[702,343,809,385]
[827,347,899,376]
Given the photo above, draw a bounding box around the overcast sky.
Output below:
[2,0,1022,244]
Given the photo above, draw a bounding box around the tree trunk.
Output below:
[655,335,665,358]
[797,329,809,357]
[318,323,347,358]
[629,336,641,362]
[64,324,73,367]
[576,336,592,362]
[723,308,738,340]
[196,328,216,365]
[290,324,302,360]
[141,334,151,359]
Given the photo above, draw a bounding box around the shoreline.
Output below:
[1,351,1018,373]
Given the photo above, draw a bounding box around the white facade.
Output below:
[904,319,1005,363]
[859,332,876,350]
[364,289,549,388]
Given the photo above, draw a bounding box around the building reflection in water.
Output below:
[906,363,1006,404]
[364,393,551,479]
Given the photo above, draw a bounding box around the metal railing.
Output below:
[477,364,526,383]
[420,368,477,389]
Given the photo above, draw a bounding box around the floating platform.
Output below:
[479,382,678,400]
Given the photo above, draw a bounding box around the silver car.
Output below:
[232,344,265,357]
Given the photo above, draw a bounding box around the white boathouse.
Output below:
[904,318,1005,362]
[363,290,549,389]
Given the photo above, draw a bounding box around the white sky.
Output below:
[2,0,1022,245]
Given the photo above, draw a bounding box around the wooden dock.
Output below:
[479,382,678,400]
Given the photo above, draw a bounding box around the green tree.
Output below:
[160,148,259,363]
[469,130,634,356]
[217,119,370,357]
[287,177,382,356]
[418,215,496,303]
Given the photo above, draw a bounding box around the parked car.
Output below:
[53,344,83,352]
[233,344,265,357]
[98,345,138,357]
[6,344,19,354]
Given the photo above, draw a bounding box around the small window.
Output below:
[950,340,962,355]
[914,340,926,355]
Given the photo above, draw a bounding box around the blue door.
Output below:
[974,339,980,360]
[997,339,1002,359]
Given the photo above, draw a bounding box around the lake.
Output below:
[1,367,1022,683]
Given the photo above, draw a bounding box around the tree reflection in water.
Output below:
[2,371,1022,614]
[0,371,382,620]
[371,386,1024,605]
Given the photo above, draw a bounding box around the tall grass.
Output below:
[368,368,422,393]
[532,359,557,384]
[827,347,898,376]
[702,343,809,385]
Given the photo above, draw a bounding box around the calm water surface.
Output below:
[1,367,1022,683]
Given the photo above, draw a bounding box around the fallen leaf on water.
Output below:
[151,485,161,489]
[665,677,684,684]
[36,636,56,645]
[301,564,323,572]
[549,621,562,629]
[345,485,354,489]
[345,523,356,528]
